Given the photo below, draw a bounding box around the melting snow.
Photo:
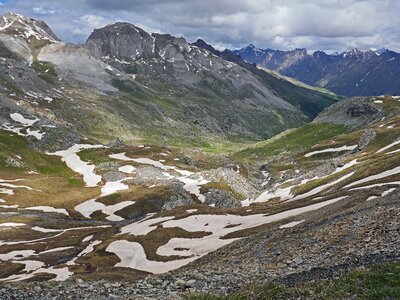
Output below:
[82,235,94,243]
[345,167,400,189]
[305,145,357,157]
[26,129,45,140]
[113,196,347,273]
[382,188,397,197]
[0,250,36,261]
[109,153,208,200]
[31,226,62,233]
[376,140,400,153]
[25,206,69,216]
[75,198,134,222]
[0,188,14,195]
[350,181,400,191]
[106,241,196,274]
[48,144,104,187]
[0,222,26,227]
[10,113,38,126]
[246,171,354,205]
[66,240,101,266]
[2,113,44,140]
[40,247,74,254]
[279,220,305,229]
[178,176,210,202]
[101,178,132,197]
[288,172,355,202]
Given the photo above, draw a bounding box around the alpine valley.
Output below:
[0,12,399,300]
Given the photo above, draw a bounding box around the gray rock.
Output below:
[204,189,241,208]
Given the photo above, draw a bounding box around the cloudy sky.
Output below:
[0,0,399,52]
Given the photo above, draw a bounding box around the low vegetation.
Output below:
[233,123,348,162]
[31,59,58,84]
[187,262,400,300]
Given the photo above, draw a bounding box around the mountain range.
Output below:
[0,12,399,299]
[0,12,339,152]
[233,44,400,97]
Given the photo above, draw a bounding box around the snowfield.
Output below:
[108,196,347,274]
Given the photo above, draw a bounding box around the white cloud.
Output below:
[33,7,56,15]
[80,14,106,28]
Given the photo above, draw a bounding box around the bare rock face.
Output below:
[204,189,241,208]
[346,102,379,117]
[313,97,384,129]
[85,23,193,63]
[85,23,156,60]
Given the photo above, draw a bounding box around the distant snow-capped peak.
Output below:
[0,12,58,42]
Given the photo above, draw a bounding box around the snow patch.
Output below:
[305,145,357,157]
[25,206,69,216]
[48,144,104,187]
[279,220,305,229]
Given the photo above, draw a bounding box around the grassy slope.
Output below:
[105,55,342,150]
[258,66,336,96]
[233,123,348,162]
[239,63,342,119]
[0,130,100,213]
[187,262,400,300]
[0,130,70,175]
[260,74,341,119]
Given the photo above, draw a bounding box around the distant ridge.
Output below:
[233,45,400,96]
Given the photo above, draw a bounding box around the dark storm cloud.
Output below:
[0,0,399,52]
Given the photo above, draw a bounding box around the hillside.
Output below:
[192,39,340,119]
[233,45,400,97]
[0,90,399,298]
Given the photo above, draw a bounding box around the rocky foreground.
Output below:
[2,189,399,299]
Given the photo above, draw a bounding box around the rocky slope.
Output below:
[233,44,400,97]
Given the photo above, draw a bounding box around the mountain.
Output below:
[0,12,399,299]
[0,14,340,152]
[0,12,58,42]
[233,45,400,97]
[192,39,339,118]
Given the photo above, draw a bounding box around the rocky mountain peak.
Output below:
[239,44,266,56]
[341,48,377,59]
[85,22,156,60]
[312,50,329,58]
[293,48,307,54]
[85,22,193,62]
[0,12,58,41]
[191,38,220,56]
[374,47,389,56]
